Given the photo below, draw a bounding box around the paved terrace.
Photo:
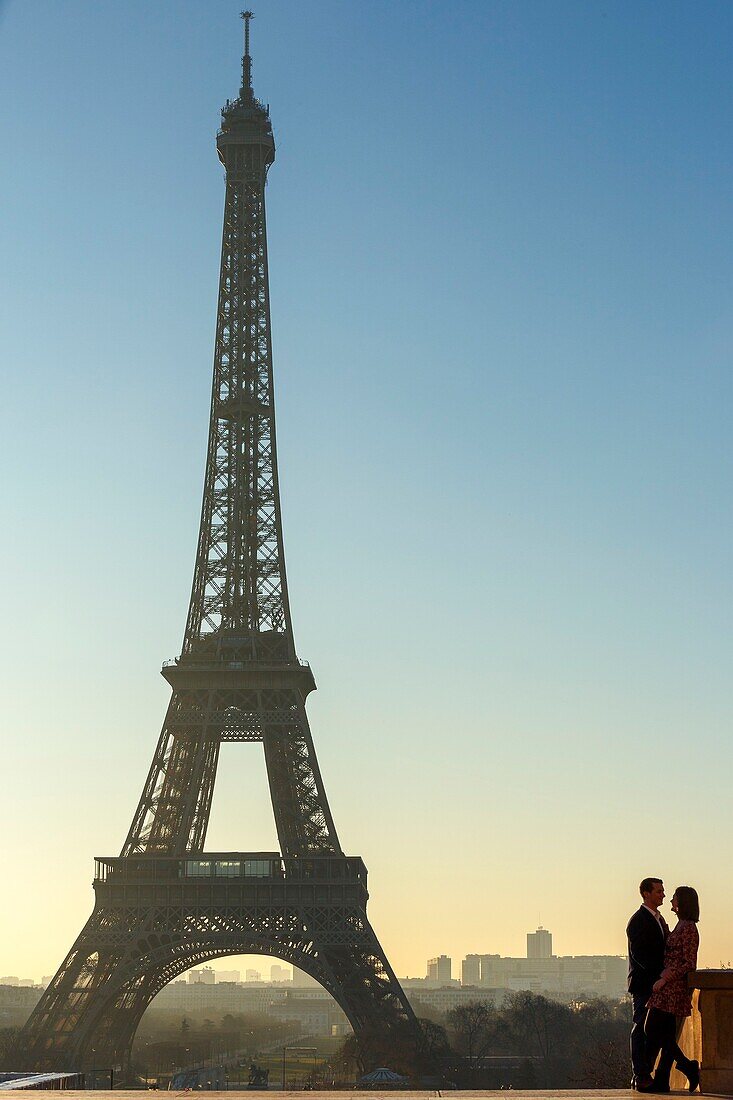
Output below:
[0,1091,721,1098]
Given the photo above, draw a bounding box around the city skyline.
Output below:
[1,0,732,987]
[0,926,668,991]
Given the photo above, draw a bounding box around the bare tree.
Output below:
[503,991,572,1060]
[573,1038,629,1088]
[446,1000,500,1083]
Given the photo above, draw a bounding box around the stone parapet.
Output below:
[670,969,733,1094]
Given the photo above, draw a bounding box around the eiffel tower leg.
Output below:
[296,888,418,1036]
[263,697,341,857]
[122,693,221,856]
[15,905,138,1070]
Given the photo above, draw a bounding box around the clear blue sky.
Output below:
[1,0,732,980]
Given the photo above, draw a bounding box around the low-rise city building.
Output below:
[186,967,216,985]
[456,927,627,1000]
[0,985,44,1027]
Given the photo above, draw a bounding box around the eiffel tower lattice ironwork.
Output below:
[17,15,419,1072]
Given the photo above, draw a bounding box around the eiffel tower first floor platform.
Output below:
[16,853,418,1071]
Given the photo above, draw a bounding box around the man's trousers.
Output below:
[631,992,650,1080]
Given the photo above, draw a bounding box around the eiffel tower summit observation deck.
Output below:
[15,14,421,1073]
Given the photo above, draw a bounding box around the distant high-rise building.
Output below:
[216,970,240,983]
[427,955,452,982]
[0,977,19,987]
[245,969,261,982]
[478,954,501,985]
[461,954,481,986]
[271,964,291,982]
[527,927,553,959]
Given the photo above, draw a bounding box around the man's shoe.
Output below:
[635,1077,655,1092]
[686,1060,700,1093]
[649,1080,670,1093]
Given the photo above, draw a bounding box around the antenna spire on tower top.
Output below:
[240,10,254,97]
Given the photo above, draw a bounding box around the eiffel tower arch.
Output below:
[16,15,420,1073]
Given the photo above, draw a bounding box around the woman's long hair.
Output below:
[675,885,700,922]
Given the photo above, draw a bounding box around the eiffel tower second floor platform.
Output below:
[162,629,316,699]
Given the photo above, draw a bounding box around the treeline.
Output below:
[2,995,632,1088]
[0,1027,20,1071]
[338,993,631,1088]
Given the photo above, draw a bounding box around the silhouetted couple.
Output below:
[627,877,700,1093]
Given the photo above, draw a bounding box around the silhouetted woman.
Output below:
[641,885,700,1093]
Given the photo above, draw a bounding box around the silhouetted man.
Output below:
[627,877,669,1089]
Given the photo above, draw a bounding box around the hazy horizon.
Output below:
[1,0,731,984]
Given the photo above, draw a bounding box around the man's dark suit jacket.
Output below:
[627,905,669,995]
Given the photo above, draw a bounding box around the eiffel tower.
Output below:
[17,14,419,1073]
